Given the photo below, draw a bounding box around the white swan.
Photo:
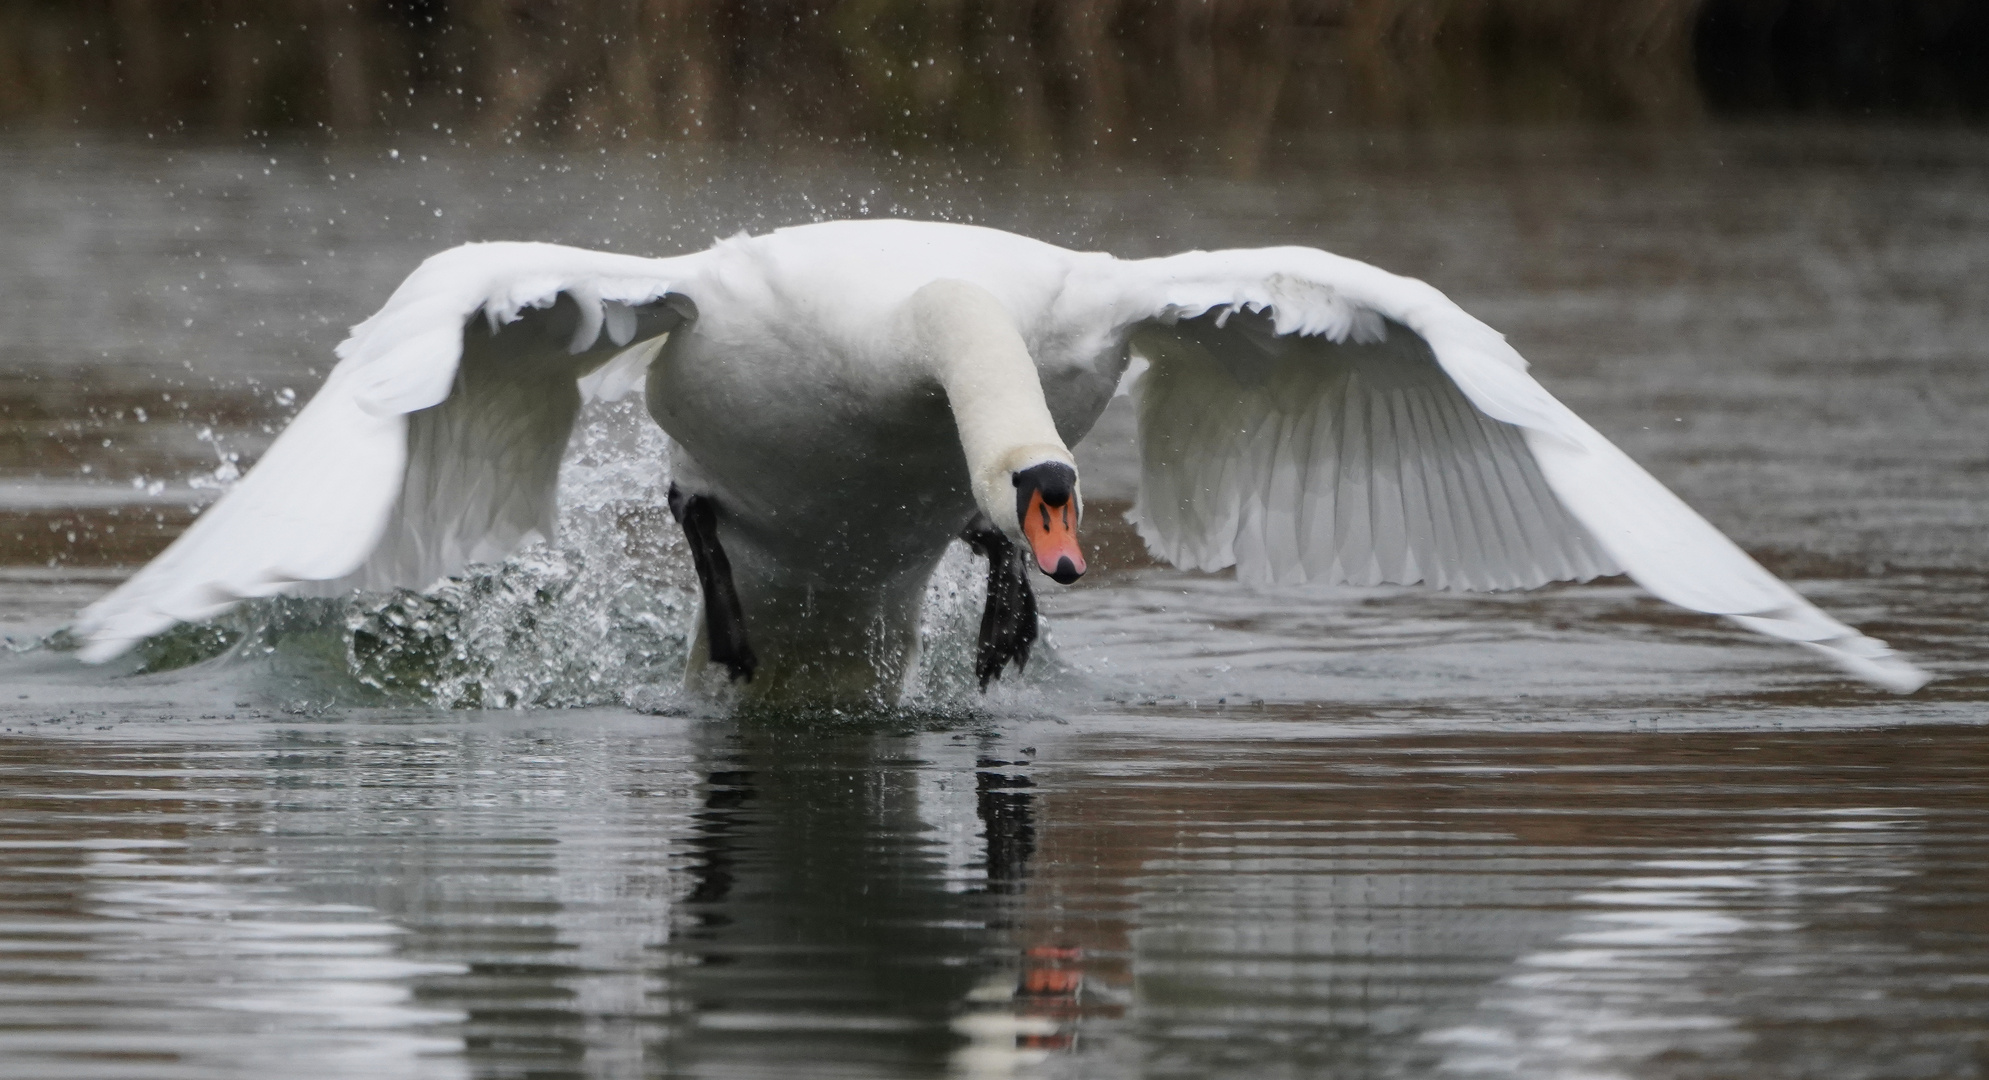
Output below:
[71,219,1929,699]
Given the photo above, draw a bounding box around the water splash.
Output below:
[345,544,693,710]
[68,398,1060,716]
[343,398,698,710]
[911,540,987,702]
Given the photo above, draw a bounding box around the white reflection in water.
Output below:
[950,1002,1059,1079]
[917,735,998,895]
[535,750,698,1074]
[1427,808,1918,1079]
[283,721,710,1075]
[1,838,465,1080]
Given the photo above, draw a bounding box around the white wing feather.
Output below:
[1109,247,1929,693]
[1128,312,1617,591]
[73,241,690,662]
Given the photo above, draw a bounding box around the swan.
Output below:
[70,219,1929,700]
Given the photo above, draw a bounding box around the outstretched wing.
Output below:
[1104,246,1928,692]
[74,241,694,662]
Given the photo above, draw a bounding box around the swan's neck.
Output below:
[908,280,1075,537]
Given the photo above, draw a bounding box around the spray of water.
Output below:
[48,398,1063,716]
[343,398,699,710]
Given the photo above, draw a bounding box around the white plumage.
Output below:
[72,220,1929,695]
[1127,309,1616,590]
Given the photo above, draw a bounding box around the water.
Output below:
[1,128,1986,1077]
[2,714,1986,1079]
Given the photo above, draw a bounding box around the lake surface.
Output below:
[1,128,1986,1078]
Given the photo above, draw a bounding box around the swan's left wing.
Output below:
[73,242,692,662]
[1095,246,1928,692]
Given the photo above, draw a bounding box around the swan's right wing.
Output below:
[74,242,694,662]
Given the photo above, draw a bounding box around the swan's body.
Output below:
[644,226,1114,696]
[73,219,1930,699]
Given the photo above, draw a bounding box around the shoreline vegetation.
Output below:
[1,1,1983,167]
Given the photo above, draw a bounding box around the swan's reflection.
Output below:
[647,728,1056,1078]
[96,717,1071,1077]
[184,717,1074,1079]
[7,718,1980,1079]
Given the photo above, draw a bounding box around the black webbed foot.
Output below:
[669,483,757,682]
[961,516,1038,690]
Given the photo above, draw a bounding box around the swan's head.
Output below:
[1007,459,1085,585]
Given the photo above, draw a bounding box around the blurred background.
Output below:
[3,1,1987,166]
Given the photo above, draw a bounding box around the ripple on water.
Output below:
[1,719,1986,1079]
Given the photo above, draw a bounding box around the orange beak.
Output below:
[1021,489,1086,584]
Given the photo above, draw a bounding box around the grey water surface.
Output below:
[1,129,1986,1079]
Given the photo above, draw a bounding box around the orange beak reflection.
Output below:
[1022,489,1086,584]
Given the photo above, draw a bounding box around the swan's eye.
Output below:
[1012,462,1084,584]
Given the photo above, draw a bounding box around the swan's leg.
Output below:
[669,483,757,682]
[961,516,1038,689]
